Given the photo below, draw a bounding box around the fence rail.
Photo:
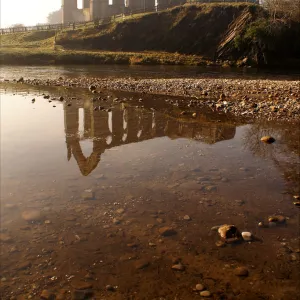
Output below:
[0,1,259,35]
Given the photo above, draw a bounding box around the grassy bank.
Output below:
[0,47,212,66]
[1,3,299,67]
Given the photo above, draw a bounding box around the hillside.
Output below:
[1,3,299,67]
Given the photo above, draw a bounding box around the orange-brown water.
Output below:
[0,83,299,300]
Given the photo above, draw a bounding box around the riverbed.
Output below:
[0,66,299,300]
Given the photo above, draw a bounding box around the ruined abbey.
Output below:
[62,0,182,23]
[62,0,259,24]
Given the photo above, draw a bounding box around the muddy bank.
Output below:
[5,76,300,122]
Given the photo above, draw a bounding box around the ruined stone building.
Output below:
[62,0,259,24]
[62,0,182,23]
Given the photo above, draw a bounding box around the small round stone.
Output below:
[183,215,191,221]
[195,283,204,291]
[200,290,211,297]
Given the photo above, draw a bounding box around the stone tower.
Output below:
[90,0,111,20]
[62,0,78,23]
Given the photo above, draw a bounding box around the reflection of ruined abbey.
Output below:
[62,0,181,23]
[64,99,236,176]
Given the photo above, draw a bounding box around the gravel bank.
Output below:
[5,77,300,121]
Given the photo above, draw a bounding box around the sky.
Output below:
[0,0,84,28]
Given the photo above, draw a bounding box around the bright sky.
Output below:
[0,0,83,28]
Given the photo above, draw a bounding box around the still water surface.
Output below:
[0,80,299,299]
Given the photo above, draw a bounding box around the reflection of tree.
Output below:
[243,123,300,194]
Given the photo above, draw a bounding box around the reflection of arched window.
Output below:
[122,109,128,142]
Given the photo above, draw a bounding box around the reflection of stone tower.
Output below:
[62,0,78,23]
[63,97,237,176]
[112,0,125,15]
[144,0,156,10]
[82,0,90,8]
[64,101,107,176]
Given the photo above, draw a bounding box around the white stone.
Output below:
[242,231,252,241]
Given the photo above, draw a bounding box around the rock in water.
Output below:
[241,232,252,241]
[158,227,177,237]
[260,136,275,144]
[218,225,242,242]
[171,263,185,271]
[234,267,249,277]
[81,189,94,200]
[21,210,42,222]
[0,233,13,243]
[89,85,96,92]
[200,291,211,297]
[268,215,286,224]
[195,284,204,291]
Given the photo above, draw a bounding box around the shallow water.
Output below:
[1,65,299,81]
[0,83,299,299]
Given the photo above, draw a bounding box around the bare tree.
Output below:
[11,23,25,28]
[263,0,300,22]
[47,9,62,24]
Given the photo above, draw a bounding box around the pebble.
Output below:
[81,189,95,200]
[218,224,242,241]
[171,263,185,271]
[234,266,249,277]
[241,232,252,241]
[200,290,211,297]
[183,215,191,221]
[0,233,13,243]
[195,283,204,291]
[135,260,150,270]
[258,222,265,228]
[158,227,177,237]
[105,285,115,292]
[260,136,275,143]
[21,209,43,222]
[268,215,286,224]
